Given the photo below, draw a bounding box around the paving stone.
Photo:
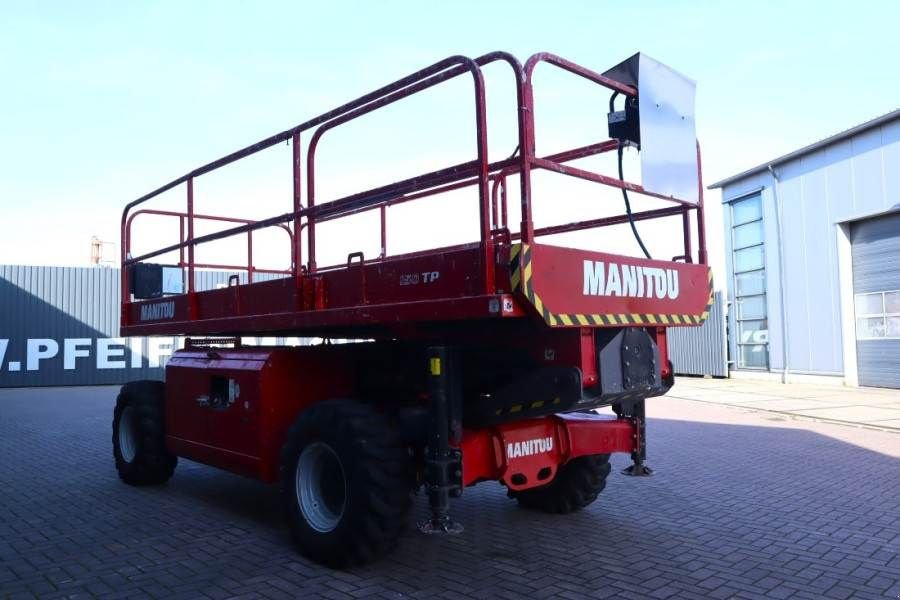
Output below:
[0,386,898,599]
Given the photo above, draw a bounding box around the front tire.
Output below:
[509,454,611,513]
[112,380,177,485]
[280,400,411,568]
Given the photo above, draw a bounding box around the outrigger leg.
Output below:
[619,400,654,476]
[418,346,464,534]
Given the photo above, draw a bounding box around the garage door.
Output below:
[851,212,900,388]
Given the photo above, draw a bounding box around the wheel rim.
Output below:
[296,442,347,533]
[118,406,137,463]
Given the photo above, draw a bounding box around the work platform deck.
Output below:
[121,51,711,340]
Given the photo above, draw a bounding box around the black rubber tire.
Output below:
[112,380,177,485]
[509,454,611,513]
[280,399,411,568]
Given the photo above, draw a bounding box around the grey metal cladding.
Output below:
[0,265,141,387]
[850,212,900,388]
[666,291,728,377]
[0,265,287,388]
[855,340,900,389]
[851,212,900,293]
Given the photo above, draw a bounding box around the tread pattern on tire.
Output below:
[112,380,177,486]
[509,454,611,514]
[280,399,411,568]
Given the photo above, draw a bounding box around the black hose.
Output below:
[609,91,651,259]
[617,144,652,259]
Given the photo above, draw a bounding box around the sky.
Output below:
[1,1,898,290]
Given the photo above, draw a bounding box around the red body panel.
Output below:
[534,244,709,315]
[511,242,712,327]
[123,246,519,338]
[165,346,354,483]
[163,345,640,489]
[458,413,634,490]
[123,242,710,339]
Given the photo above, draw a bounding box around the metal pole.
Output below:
[380,205,387,258]
[418,346,463,534]
[247,231,253,284]
[187,177,195,294]
[621,400,653,476]
[696,141,708,265]
[292,132,303,277]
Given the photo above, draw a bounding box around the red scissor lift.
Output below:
[114,51,712,567]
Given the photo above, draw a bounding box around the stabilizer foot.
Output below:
[417,518,464,535]
[622,463,654,476]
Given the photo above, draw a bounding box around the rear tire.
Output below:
[112,380,177,485]
[280,399,411,568]
[509,454,611,513]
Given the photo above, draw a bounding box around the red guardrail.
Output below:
[120,50,706,324]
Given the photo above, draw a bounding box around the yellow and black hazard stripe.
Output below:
[510,243,558,325]
[509,243,715,328]
[493,396,563,418]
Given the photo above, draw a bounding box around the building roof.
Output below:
[708,108,900,189]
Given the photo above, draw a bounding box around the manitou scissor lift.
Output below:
[112,50,712,567]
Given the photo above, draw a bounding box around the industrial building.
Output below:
[0,266,301,387]
[711,109,900,388]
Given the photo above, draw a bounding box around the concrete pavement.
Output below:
[668,377,900,431]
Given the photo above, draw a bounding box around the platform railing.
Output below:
[125,209,294,287]
[516,53,706,263]
[121,50,707,326]
[121,52,526,318]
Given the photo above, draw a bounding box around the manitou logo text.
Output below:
[506,437,554,459]
[140,301,175,321]
[582,260,679,299]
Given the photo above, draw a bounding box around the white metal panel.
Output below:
[722,172,768,200]
[851,128,885,216]
[636,55,699,204]
[882,119,900,204]
[799,165,843,373]
[760,184,784,371]
[823,140,855,223]
[836,223,858,386]
[777,176,814,373]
